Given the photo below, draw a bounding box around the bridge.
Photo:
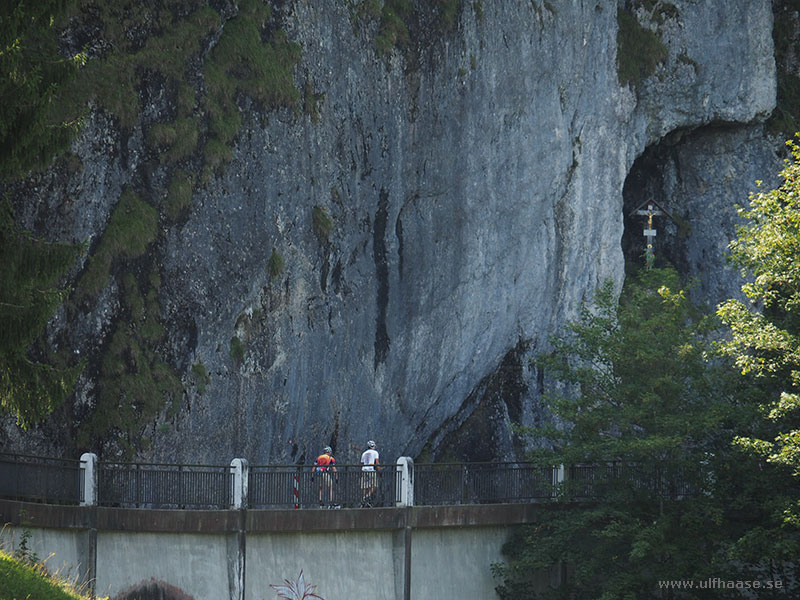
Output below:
[0,453,684,600]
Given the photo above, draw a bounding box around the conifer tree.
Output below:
[0,0,83,177]
[494,268,795,598]
[0,1,84,426]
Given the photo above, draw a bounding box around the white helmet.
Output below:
[367,440,376,449]
[323,446,332,454]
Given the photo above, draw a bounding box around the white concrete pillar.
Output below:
[397,457,414,507]
[80,452,97,506]
[554,464,565,499]
[230,458,248,509]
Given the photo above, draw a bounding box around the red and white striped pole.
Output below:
[293,472,300,509]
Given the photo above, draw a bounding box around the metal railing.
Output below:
[0,453,83,505]
[0,454,695,509]
[414,462,558,506]
[566,462,695,500]
[97,461,233,509]
[248,464,401,509]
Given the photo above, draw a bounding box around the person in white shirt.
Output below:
[360,440,380,507]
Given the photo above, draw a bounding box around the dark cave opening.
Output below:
[621,140,688,278]
[620,123,777,311]
[622,145,677,273]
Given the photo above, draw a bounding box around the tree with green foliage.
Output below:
[0,1,84,177]
[0,1,84,427]
[0,201,82,427]
[718,138,800,527]
[494,268,796,599]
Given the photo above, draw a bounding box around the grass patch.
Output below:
[204,0,302,170]
[434,0,461,30]
[56,1,301,189]
[356,0,382,20]
[268,248,285,279]
[312,205,334,241]
[165,170,195,222]
[359,0,465,57]
[617,8,667,87]
[76,188,158,299]
[147,122,178,149]
[57,6,221,129]
[165,118,200,164]
[76,262,182,456]
[202,137,233,182]
[230,335,246,365]
[0,548,98,600]
[192,362,210,394]
[375,0,412,56]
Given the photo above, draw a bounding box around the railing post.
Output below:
[293,467,300,509]
[231,458,248,509]
[553,464,565,499]
[461,464,468,504]
[80,453,98,506]
[178,464,184,509]
[397,457,414,507]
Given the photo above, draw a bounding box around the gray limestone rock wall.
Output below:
[1,0,780,465]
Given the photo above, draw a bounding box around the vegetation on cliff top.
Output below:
[2,0,305,452]
[354,0,463,57]
[616,5,669,88]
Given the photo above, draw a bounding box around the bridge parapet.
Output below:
[0,453,568,509]
[1,452,693,510]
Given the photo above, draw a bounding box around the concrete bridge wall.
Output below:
[0,500,537,600]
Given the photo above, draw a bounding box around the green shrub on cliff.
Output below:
[75,189,158,299]
[269,248,286,279]
[312,206,334,241]
[617,8,668,87]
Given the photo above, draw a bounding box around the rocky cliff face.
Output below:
[2,0,780,465]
